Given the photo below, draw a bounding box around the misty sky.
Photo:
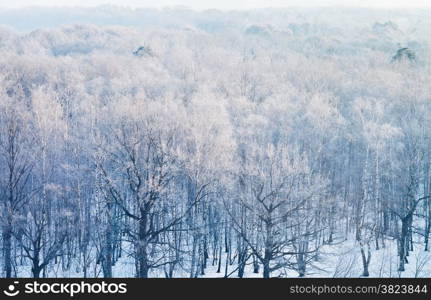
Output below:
[1,0,431,10]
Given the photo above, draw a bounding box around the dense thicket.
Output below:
[1,7,431,278]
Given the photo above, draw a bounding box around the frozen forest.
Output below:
[1,5,431,278]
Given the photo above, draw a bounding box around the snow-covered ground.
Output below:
[200,239,431,278]
[13,236,431,278]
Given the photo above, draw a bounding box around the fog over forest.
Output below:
[1,6,431,278]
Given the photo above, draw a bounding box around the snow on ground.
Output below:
[13,237,431,278]
[200,239,431,278]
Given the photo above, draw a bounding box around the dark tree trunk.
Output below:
[360,244,371,277]
[216,244,222,273]
[253,254,259,274]
[103,227,113,278]
[137,212,149,278]
[3,226,12,278]
[398,213,413,272]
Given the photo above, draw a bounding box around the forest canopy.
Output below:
[1,6,431,278]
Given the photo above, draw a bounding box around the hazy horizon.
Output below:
[1,0,431,11]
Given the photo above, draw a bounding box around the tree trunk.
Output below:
[216,244,222,273]
[253,254,259,274]
[263,218,273,278]
[263,259,271,278]
[297,253,306,277]
[137,214,149,278]
[398,214,412,272]
[237,248,246,278]
[3,226,12,278]
[32,265,42,278]
[103,227,113,278]
[360,243,371,277]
